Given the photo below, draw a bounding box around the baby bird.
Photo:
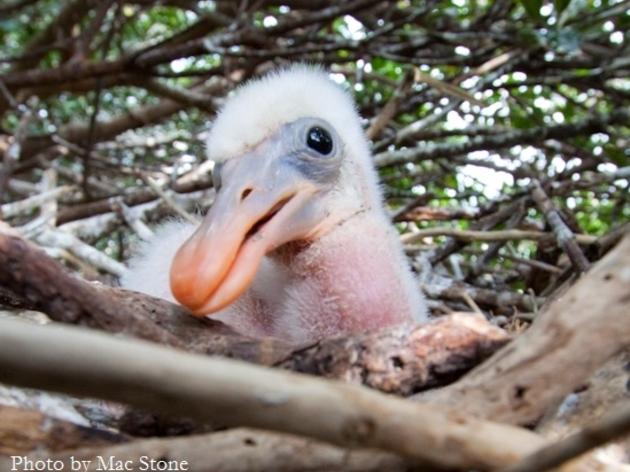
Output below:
[123,65,426,344]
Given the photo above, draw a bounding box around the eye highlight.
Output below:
[306,126,333,155]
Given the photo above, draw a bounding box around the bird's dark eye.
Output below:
[306,126,333,155]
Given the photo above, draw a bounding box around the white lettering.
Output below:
[96,456,133,471]
[10,456,64,471]
[11,456,24,471]
[138,456,190,471]
[70,456,92,472]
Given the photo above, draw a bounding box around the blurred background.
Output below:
[0,0,628,327]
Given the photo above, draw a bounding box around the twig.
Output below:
[426,198,524,265]
[112,201,154,240]
[390,193,434,222]
[141,78,217,111]
[365,70,413,140]
[396,205,480,222]
[38,168,58,226]
[0,185,74,219]
[18,79,226,162]
[0,79,19,108]
[402,227,597,245]
[467,201,526,280]
[459,290,483,315]
[500,250,563,274]
[35,229,129,277]
[531,180,591,273]
[423,282,543,314]
[143,176,199,224]
[413,68,486,108]
[56,170,213,225]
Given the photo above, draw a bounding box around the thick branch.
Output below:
[0,316,564,471]
[420,233,630,426]
[0,229,243,350]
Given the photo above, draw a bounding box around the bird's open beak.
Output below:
[170,148,328,316]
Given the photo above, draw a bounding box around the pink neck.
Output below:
[270,213,419,342]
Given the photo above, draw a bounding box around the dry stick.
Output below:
[422,283,543,314]
[365,70,413,140]
[56,170,214,225]
[531,180,590,273]
[401,227,597,245]
[390,192,434,222]
[467,201,526,281]
[0,185,74,219]
[420,233,630,426]
[413,69,486,108]
[112,201,154,241]
[501,250,563,274]
[503,403,630,472]
[425,198,523,266]
[396,205,479,222]
[0,316,585,472]
[143,175,199,224]
[17,78,225,161]
[34,229,129,277]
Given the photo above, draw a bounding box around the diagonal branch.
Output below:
[420,233,630,426]
[0,315,571,471]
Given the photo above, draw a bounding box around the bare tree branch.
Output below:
[0,315,579,471]
[421,233,630,426]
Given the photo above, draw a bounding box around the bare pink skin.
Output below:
[212,213,422,344]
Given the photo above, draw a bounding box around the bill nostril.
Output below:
[241,188,253,201]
